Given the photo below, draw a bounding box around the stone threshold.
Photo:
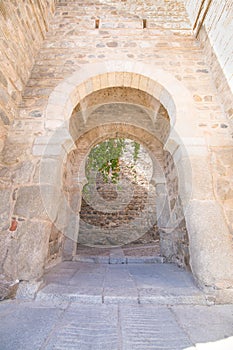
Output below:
[36,285,211,306]
[17,261,233,305]
[35,286,233,306]
[73,255,165,264]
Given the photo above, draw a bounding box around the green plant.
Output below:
[85,138,140,184]
[133,141,140,163]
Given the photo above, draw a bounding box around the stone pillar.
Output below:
[170,138,233,289]
[186,199,233,288]
[3,184,56,281]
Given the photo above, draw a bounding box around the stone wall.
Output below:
[0,0,55,150]
[185,0,233,124]
[161,150,189,266]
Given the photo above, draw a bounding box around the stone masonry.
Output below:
[0,0,232,300]
[0,0,55,150]
[185,0,233,125]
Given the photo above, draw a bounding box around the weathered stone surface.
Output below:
[62,237,76,261]
[0,301,64,350]
[13,185,59,221]
[186,200,233,288]
[0,275,19,301]
[3,220,51,280]
[0,71,8,88]
[1,299,233,349]
[188,156,215,200]
[0,109,10,125]
[37,261,208,305]
[0,0,55,144]
[47,224,64,266]
[12,161,35,184]
[186,1,233,125]
[0,231,11,274]
[33,157,62,187]
[211,148,233,235]
[0,189,12,230]
[0,141,28,164]
[16,280,43,300]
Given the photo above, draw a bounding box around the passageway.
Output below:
[63,96,190,269]
[38,260,206,305]
[77,137,160,259]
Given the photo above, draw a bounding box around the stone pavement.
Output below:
[0,262,233,350]
[37,261,209,305]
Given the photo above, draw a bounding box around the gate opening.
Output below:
[77,138,160,259]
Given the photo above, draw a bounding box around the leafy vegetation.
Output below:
[85,138,140,184]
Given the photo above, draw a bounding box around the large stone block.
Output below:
[33,157,63,187]
[14,185,59,221]
[186,199,233,289]
[12,161,34,184]
[3,220,51,280]
[0,141,28,164]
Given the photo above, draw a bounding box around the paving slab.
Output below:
[120,305,192,350]
[1,301,233,349]
[0,301,65,350]
[43,303,119,350]
[2,262,232,349]
[1,259,233,350]
[37,261,208,305]
[172,305,233,344]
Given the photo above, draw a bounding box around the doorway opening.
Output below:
[61,89,190,268]
[77,137,161,261]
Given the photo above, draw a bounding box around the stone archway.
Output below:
[63,114,189,266]
[6,60,232,292]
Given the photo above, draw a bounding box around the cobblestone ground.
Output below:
[0,262,233,349]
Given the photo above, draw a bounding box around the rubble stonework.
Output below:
[0,0,55,151]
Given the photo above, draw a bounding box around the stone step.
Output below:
[36,282,211,306]
[74,245,164,264]
[73,255,165,264]
[35,261,214,306]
